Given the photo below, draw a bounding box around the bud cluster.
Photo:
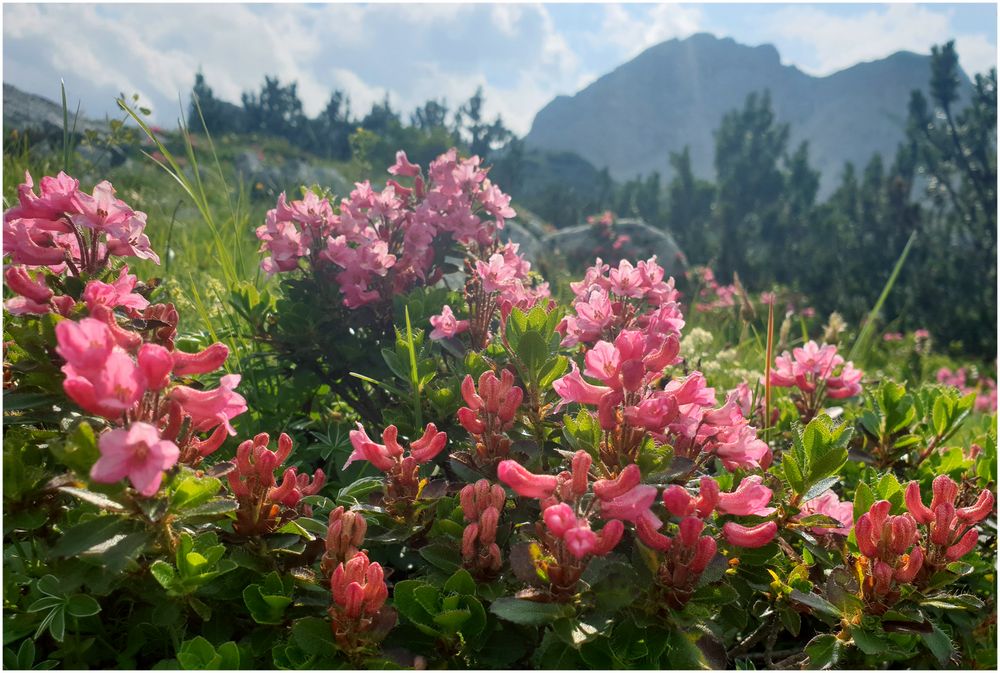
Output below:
[329,551,392,652]
[457,370,523,465]
[630,474,778,608]
[227,432,326,536]
[459,479,506,578]
[322,506,369,576]
[855,501,923,611]
[497,451,624,599]
[345,423,448,511]
[905,475,994,574]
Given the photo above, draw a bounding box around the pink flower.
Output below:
[169,374,247,435]
[137,344,173,392]
[55,317,115,373]
[475,253,518,293]
[599,484,659,523]
[552,363,611,406]
[429,305,469,340]
[388,150,421,177]
[798,490,853,535]
[82,266,149,313]
[90,422,179,496]
[716,476,775,516]
[62,348,146,420]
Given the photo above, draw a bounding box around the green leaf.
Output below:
[432,608,471,633]
[392,580,437,633]
[853,482,875,523]
[801,476,840,503]
[57,486,125,512]
[170,476,222,511]
[150,560,176,590]
[782,454,805,495]
[50,516,131,557]
[291,617,337,658]
[805,634,840,669]
[64,594,101,618]
[489,597,569,625]
[517,331,548,378]
[920,622,954,665]
[787,589,840,620]
[443,569,476,596]
[418,543,461,573]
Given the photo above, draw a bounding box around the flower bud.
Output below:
[457,406,486,434]
[662,485,694,517]
[894,547,923,583]
[461,375,482,410]
[722,521,778,548]
[409,423,448,463]
[930,503,956,545]
[496,460,557,499]
[678,516,704,547]
[459,483,477,521]
[171,342,229,376]
[479,506,499,543]
[957,489,994,524]
[543,503,577,538]
[593,520,624,555]
[462,523,479,560]
[571,451,592,496]
[690,536,718,574]
[904,481,934,524]
[593,463,642,500]
[930,475,959,511]
[695,477,721,517]
[887,514,917,555]
[344,582,365,619]
[855,512,878,557]
[945,529,978,561]
[636,510,671,552]
[564,525,598,559]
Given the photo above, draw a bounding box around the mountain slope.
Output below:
[524,33,967,196]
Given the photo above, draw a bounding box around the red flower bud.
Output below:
[496,460,557,499]
[593,463,642,500]
[930,475,959,511]
[662,485,694,517]
[945,529,978,561]
[679,516,704,547]
[690,536,718,574]
[894,547,923,583]
[957,489,994,524]
[904,481,934,524]
[409,423,447,463]
[457,406,486,435]
[571,451,592,496]
[722,521,778,548]
[593,519,624,555]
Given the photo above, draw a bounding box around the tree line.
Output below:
[188,42,995,357]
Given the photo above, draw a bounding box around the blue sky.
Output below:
[4,2,996,135]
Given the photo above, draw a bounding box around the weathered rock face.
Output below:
[541,218,687,277]
[3,83,107,135]
[235,150,351,197]
[498,219,543,264]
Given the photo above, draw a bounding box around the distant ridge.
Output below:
[524,33,970,196]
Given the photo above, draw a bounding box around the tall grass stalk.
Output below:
[848,230,918,364]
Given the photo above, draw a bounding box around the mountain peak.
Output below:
[524,34,951,197]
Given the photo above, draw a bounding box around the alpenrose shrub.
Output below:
[2,160,996,670]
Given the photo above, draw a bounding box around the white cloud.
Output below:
[597,3,704,58]
[764,4,995,77]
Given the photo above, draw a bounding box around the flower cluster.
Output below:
[57,311,245,475]
[855,501,923,612]
[226,432,326,536]
[4,172,158,277]
[322,506,368,576]
[560,256,683,347]
[257,149,541,312]
[690,267,738,313]
[456,369,523,466]
[329,551,392,651]
[905,475,994,575]
[770,340,863,418]
[459,479,506,578]
[497,452,624,598]
[936,367,997,413]
[346,422,448,509]
[462,241,550,348]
